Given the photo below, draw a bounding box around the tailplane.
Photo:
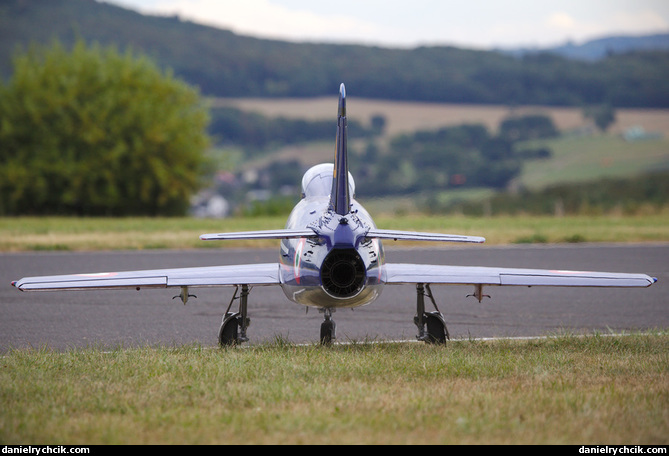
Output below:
[329,83,351,216]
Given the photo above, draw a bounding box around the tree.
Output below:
[499,114,559,141]
[0,40,210,216]
[583,104,617,132]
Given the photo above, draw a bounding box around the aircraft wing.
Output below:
[12,263,281,291]
[199,228,485,244]
[366,229,485,243]
[200,229,316,241]
[384,263,656,288]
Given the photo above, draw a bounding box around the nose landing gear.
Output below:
[320,308,336,345]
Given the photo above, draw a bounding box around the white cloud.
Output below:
[146,0,389,44]
[540,8,669,44]
[607,9,669,34]
[104,0,669,48]
[547,12,577,30]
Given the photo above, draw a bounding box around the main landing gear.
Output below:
[217,283,449,346]
[219,284,251,346]
[218,284,338,346]
[414,283,449,344]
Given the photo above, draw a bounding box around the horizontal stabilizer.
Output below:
[200,229,316,241]
[366,229,485,244]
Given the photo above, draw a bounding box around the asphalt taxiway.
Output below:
[1,244,666,351]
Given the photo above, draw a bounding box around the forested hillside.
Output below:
[2,0,669,107]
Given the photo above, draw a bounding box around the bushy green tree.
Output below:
[583,104,616,132]
[0,40,210,215]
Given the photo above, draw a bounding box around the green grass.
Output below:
[518,135,669,190]
[1,213,669,251]
[0,216,288,251]
[1,332,667,444]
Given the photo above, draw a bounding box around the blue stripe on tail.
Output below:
[330,83,350,216]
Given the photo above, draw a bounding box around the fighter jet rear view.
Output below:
[12,83,657,345]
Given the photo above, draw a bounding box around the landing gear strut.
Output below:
[414,283,449,344]
[219,285,251,346]
[320,308,336,345]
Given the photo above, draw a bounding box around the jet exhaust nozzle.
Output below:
[320,248,366,298]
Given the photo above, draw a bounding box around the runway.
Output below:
[1,243,666,351]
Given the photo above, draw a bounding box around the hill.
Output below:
[2,0,669,107]
[504,33,669,61]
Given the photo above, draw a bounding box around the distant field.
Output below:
[214,97,669,188]
[1,214,668,251]
[517,135,669,190]
[213,96,669,137]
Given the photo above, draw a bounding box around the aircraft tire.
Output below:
[219,313,240,346]
[320,319,336,345]
[425,312,448,344]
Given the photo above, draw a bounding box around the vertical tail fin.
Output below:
[330,83,350,216]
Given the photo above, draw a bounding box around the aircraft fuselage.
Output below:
[279,193,386,309]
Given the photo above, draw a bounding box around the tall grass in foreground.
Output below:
[1,332,667,444]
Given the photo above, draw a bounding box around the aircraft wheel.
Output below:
[320,319,336,345]
[219,312,239,346]
[425,312,449,344]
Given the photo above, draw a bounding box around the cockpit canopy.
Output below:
[301,163,355,199]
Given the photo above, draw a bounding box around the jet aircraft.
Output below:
[12,84,657,345]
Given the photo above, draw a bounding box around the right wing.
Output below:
[12,263,281,291]
[385,263,656,288]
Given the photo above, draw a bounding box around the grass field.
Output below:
[1,213,669,251]
[214,97,669,138]
[517,135,669,190]
[1,332,667,444]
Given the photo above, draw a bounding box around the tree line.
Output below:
[350,115,557,197]
[208,107,384,156]
[0,29,661,218]
[2,0,669,108]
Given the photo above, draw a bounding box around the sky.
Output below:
[103,0,669,49]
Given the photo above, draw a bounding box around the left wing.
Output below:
[200,229,316,241]
[385,263,656,288]
[367,229,485,244]
[12,263,281,291]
